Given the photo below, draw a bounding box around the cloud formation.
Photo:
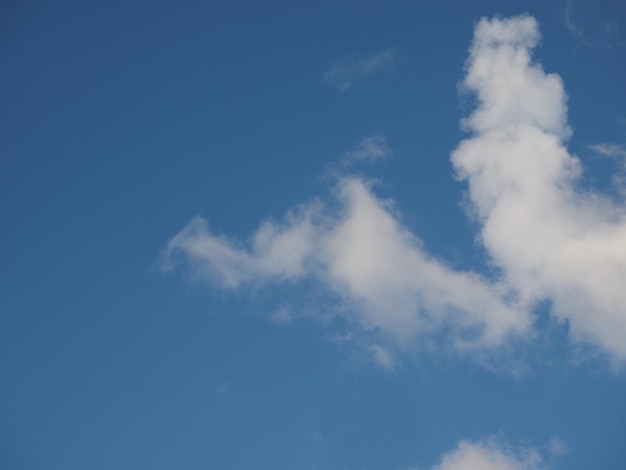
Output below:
[453,15,626,364]
[588,143,626,159]
[427,438,546,470]
[323,48,395,91]
[162,15,626,367]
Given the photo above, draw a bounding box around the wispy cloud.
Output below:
[323,48,396,91]
[588,143,626,158]
[162,16,626,369]
[344,133,392,163]
[547,436,569,457]
[369,343,395,370]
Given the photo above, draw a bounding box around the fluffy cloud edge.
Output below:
[160,174,531,368]
[453,14,626,366]
[344,133,393,163]
[416,436,565,470]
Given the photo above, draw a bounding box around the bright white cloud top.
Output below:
[454,15,626,365]
[162,15,626,368]
[427,438,547,470]
[588,143,626,159]
[161,175,528,366]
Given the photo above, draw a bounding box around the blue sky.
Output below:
[1,0,626,469]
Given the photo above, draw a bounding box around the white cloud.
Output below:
[453,15,626,365]
[323,178,528,351]
[344,133,392,163]
[588,143,626,159]
[163,15,626,368]
[161,176,529,361]
[428,438,546,470]
[588,144,626,195]
[323,48,395,91]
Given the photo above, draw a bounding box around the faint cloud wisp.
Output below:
[323,48,396,91]
[454,15,626,366]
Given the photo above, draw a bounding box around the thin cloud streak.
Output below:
[564,0,584,37]
[324,48,396,91]
[344,133,392,163]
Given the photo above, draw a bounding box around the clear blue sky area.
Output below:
[1,1,625,469]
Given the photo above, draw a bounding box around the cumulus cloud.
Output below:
[588,144,626,195]
[344,133,392,163]
[453,15,626,364]
[427,438,546,470]
[564,0,584,38]
[323,48,395,91]
[161,176,528,359]
[163,15,626,367]
[160,202,322,289]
